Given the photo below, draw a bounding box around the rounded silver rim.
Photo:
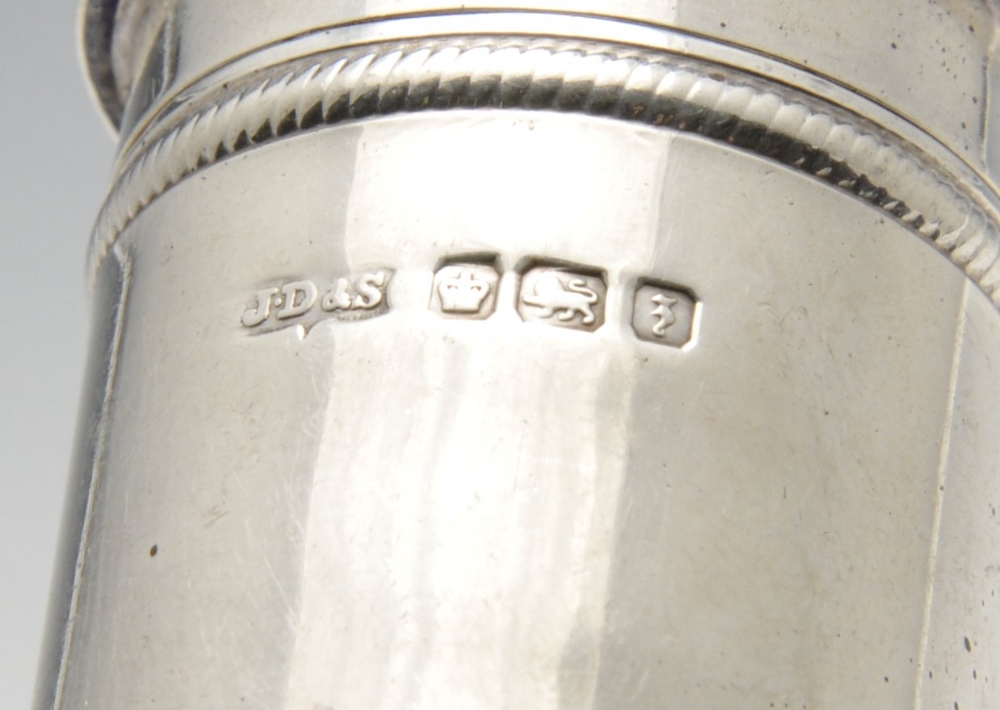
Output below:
[90,36,1000,308]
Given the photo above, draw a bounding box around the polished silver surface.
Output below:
[40,2,1000,709]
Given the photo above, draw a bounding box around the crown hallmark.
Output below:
[440,269,490,312]
[432,262,501,319]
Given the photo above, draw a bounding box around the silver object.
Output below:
[38,1,1000,708]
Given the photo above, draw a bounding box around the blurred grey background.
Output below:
[1,4,115,707]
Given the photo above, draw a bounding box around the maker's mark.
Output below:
[241,270,393,334]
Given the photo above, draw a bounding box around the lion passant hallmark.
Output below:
[516,265,607,332]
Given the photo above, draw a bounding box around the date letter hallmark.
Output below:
[651,294,678,336]
[241,270,393,335]
[517,264,606,332]
[632,282,697,348]
[431,262,500,319]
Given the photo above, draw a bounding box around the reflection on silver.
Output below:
[39,2,1000,709]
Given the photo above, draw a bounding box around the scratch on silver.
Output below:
[911,280,970,710]
[89,36,1000,310]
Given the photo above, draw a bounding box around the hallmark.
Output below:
[431,260,500,319]
[517,264,606,332]
[632,282,697,347]
[241,270,393,334]
[240,257,701,346]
